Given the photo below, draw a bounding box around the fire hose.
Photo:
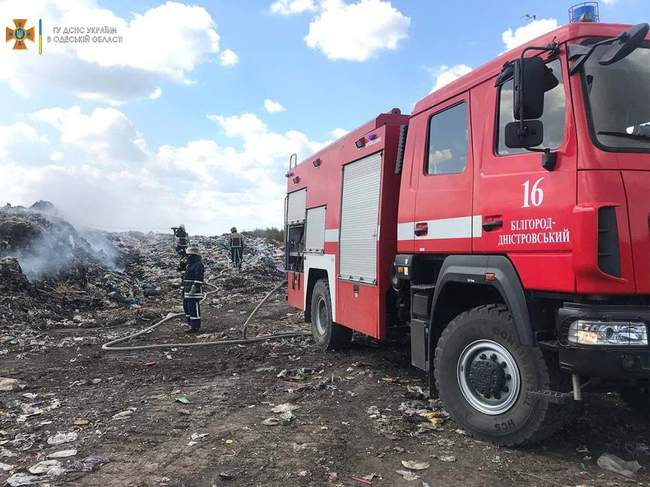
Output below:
[101,279,310,352]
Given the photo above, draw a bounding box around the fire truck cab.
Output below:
[285,21,650,445]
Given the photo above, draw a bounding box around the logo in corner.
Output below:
[6,19,35,50]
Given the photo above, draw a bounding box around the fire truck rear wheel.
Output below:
[434,304,568,446]
[310,279,352,350]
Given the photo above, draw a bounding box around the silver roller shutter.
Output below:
[286,189,307,224]
[339,151,382,283]
[305,206,326,253]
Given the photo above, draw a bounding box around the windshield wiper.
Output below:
[598,131,650,141]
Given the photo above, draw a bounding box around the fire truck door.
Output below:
[473,56,577,292]
[411,93,475,254]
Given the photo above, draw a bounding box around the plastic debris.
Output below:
[175,394,190,404]
[112,409,135,420]
[6,472,40,486]
[395,469,420,481]
[271,403,300,414]
[438,455,456,463]
[0,378,19,391]
[47,431,77,445]
[0,462,15,471]
[28,459,62,475]
[188,432,208,446]
[47,449,77,459]
[419,410,446,426]
[75,455,109,473]
[1,447,17,457]
[597,453,642,479]
[261,417,281,426]
[351,476,373,485]
[401,460,430,471]
[405,385,426,400]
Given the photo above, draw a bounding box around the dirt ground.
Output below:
[1,289,649,487]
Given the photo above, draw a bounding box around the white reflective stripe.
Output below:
[472,215,483,238]
[397,222,414,240]
[304,253,337,321]
[397,215,483,240]
[324,228,339,242]
[195,302,200,320]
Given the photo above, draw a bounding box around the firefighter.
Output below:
[172,225,189,257]
[228,227,244,270]
[182,246,205,334]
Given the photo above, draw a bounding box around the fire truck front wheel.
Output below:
[434,304,567,446]
[310,279,352,350]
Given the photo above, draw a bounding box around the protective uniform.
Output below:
[173,225,189,257]
[228,227,244,270]
[182,247,205,333]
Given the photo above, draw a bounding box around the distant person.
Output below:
[228,227,244,271]
[182,246,205,334]
[172,224,189,257]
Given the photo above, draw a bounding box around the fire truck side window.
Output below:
[497,58,566,155]
[425,102,468,175]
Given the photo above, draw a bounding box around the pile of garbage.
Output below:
[0,201,285,332]
[0,202,118,281]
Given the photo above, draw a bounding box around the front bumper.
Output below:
[557,303,650,380]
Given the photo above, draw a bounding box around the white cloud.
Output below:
[33,106,147,163]
[270,0,317,15]
[0,0,227,103]
[208,113,324,168]
[304,0,410,61]
[330,128,348,138]
[0,108,327,234]
[0,122,50,164]
[264,99,286,113]
[430,64,472,92]
[502,18,559,51]
[220,49,239,66]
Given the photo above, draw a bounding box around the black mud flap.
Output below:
[410,318,428,371]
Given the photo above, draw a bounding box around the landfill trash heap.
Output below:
[0,201,285,333]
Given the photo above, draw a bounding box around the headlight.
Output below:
[567,320,648,346]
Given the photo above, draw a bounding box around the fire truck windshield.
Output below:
[583,43,650,152]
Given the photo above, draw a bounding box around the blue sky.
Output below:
[0,0,648,234]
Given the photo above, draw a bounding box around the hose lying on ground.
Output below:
[102,279,310,352]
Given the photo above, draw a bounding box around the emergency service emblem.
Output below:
[5,19,35,50]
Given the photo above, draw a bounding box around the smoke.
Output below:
[0,202,121,282]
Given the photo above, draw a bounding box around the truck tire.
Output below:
[434,304,569,446]
[310,279,352,350]
[621,385,649,415]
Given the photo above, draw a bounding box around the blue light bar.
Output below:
[569,2,600,23]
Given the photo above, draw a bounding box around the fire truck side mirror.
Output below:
[599,23,649,66]
[504,120,544,149]
[513,57,549,121]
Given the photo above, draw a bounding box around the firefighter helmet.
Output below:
[185,246,200,255]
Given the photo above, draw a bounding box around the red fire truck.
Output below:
[284,21,650,445]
